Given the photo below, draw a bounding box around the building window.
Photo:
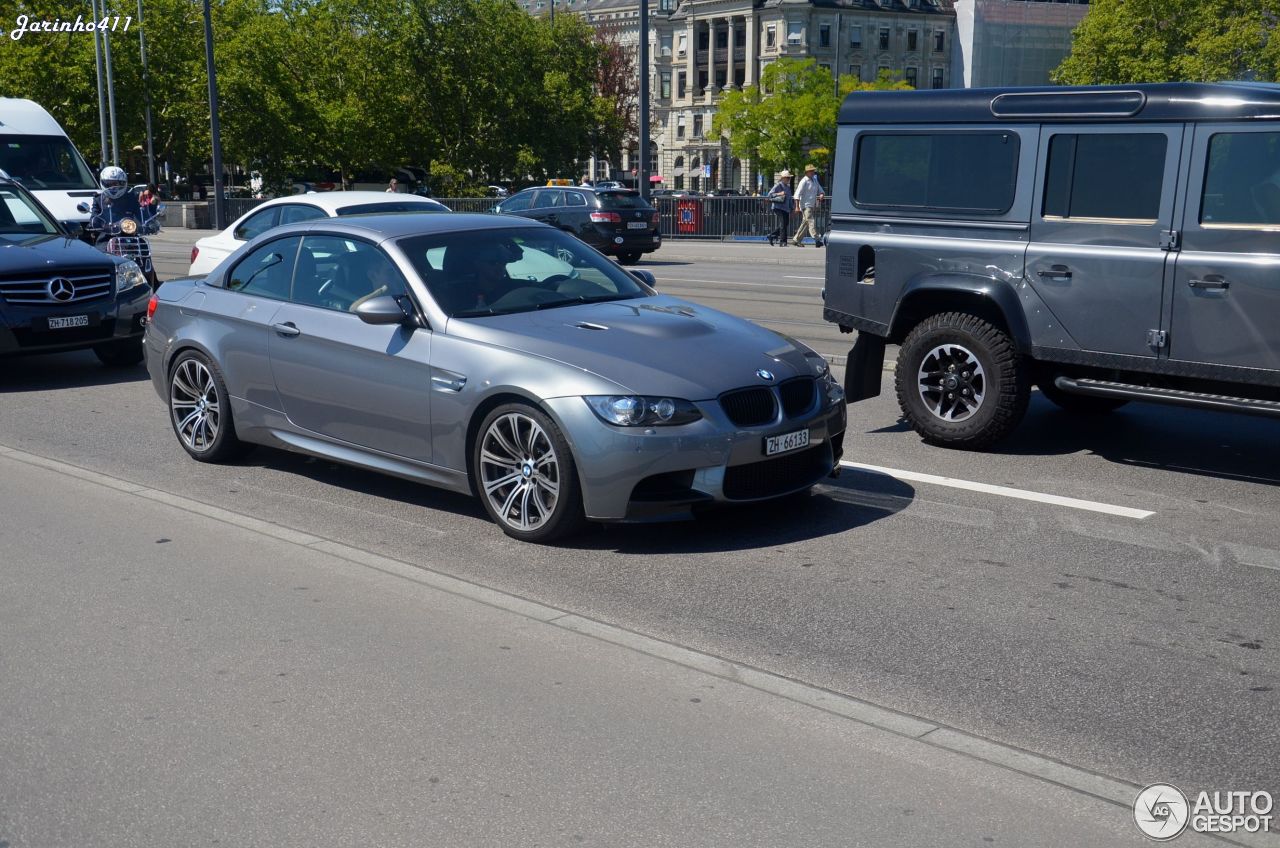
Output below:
[931,68,944,88]
[661,72,671,99]
[693,114,703,138]
[716,69,726,89]
[850,63,862,80]
[677,71,686,98]
[766,25,776,49]
[907,30,918,51]
[905,67,917,87]
[661,33,672,56]
[879,64,890,79]
[677,32,687,55]
[879,28,890,50]
[787,21,803,46]
[677,116,686,138]
[819,24,830,47]
[698,70,708,91]
[933,30,945,52]
[716,28,727,49]
[849,25,862,47]
[819,63,831,73]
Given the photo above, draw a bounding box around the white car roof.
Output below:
[256,190,445,213]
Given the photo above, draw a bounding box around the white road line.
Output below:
[838,461,1155,520]
[658,276,820,290]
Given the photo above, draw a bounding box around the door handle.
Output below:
[1188,277,1230,291]
[272,321,300,337]
[1036,266,1073,280]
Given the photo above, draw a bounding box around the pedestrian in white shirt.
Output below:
[792,164,825,247]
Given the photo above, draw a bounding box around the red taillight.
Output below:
[650,211,660,225]
[146,294,158,321]
[590,211,622,224]
[190,246,199,264]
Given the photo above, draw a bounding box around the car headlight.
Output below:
[584,395,702,426]
[115,259,147,293]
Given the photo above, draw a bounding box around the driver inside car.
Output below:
[441,238,522,313]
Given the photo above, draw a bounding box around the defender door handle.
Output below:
[1188,277,1230,291]
[272,321,301,337]
[1037,266,1073,280]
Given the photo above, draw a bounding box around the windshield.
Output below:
[400,227,652,318]
[595,191,649,210]
[0,135,96,190]
[0,185,61,242]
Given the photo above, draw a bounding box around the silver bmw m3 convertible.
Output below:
[145,214,846,542]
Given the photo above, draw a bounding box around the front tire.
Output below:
[473,403,585,543]
[168,351,249,462]
[895,312,1029,449]
[93,338,144,367]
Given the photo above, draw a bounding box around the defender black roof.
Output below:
[837,82,1280,125]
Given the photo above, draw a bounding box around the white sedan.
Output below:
[187,191,450,275]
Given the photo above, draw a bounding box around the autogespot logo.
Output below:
[1134,784,1190,841]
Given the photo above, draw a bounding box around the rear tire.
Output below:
[472,403,585,543]
[895,312,1029,450]
[168,350,250,462]
[617,252,642,265]
[93,338,144,367]
[1037,378,1130,414]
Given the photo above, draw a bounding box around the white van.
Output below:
[0,98,99,224]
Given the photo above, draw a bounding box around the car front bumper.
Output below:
[0,285,151,357]
[545,391,846,522]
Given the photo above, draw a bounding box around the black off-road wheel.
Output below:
[472,403,586,543]
[168,350,251,462]
[1037,378,1130,414]
[894,312,1030,450]
[93,338,144,367]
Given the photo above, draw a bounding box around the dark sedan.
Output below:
[494,186,661,265]
[0,175,151,366]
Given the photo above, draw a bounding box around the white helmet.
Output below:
[100,165,127,198]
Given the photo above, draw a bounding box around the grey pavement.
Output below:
[0,452,1201,848]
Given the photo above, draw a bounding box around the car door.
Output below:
[204,235,301,411]
[529,189,566,229]
[267,233,434,462]
[1168,126,1280,371]
[1024,125,1184,357]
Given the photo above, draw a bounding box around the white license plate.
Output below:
[48,315,89,329]
[765,428,810,456]
[627,221,648,229]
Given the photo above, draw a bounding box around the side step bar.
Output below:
[1054,377,1280,419]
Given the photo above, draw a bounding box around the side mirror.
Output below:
[76,202,90,214]
[62,221,83,238]
[630,269,657,288]
[354,295,414,326]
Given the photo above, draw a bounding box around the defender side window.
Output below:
[1200,132,1280,227]
[853,132,1019,214]
[1042,134,1166,222]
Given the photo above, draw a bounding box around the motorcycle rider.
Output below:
[87,165,161,288]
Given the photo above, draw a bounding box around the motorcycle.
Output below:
[76,194,164,290]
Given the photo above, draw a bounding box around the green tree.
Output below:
[714,60,909,178]
[1054,0,1280,84]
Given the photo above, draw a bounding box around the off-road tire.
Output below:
[895,312,1029,450]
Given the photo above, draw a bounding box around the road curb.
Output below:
[7,441,1256,842]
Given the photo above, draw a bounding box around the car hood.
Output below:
[446,295,825,399]
[0,234,116,272]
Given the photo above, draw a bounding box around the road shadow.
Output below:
[0,350,149,393]
[990,392,1280,486]
[632,259,694,268]
[566,468,914,554]
[226,443,912,552]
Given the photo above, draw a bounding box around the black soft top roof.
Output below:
[837,82,1280,125]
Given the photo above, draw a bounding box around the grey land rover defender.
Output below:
[823,82,1280,449]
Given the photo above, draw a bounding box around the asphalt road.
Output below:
[4,230,1278,828]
